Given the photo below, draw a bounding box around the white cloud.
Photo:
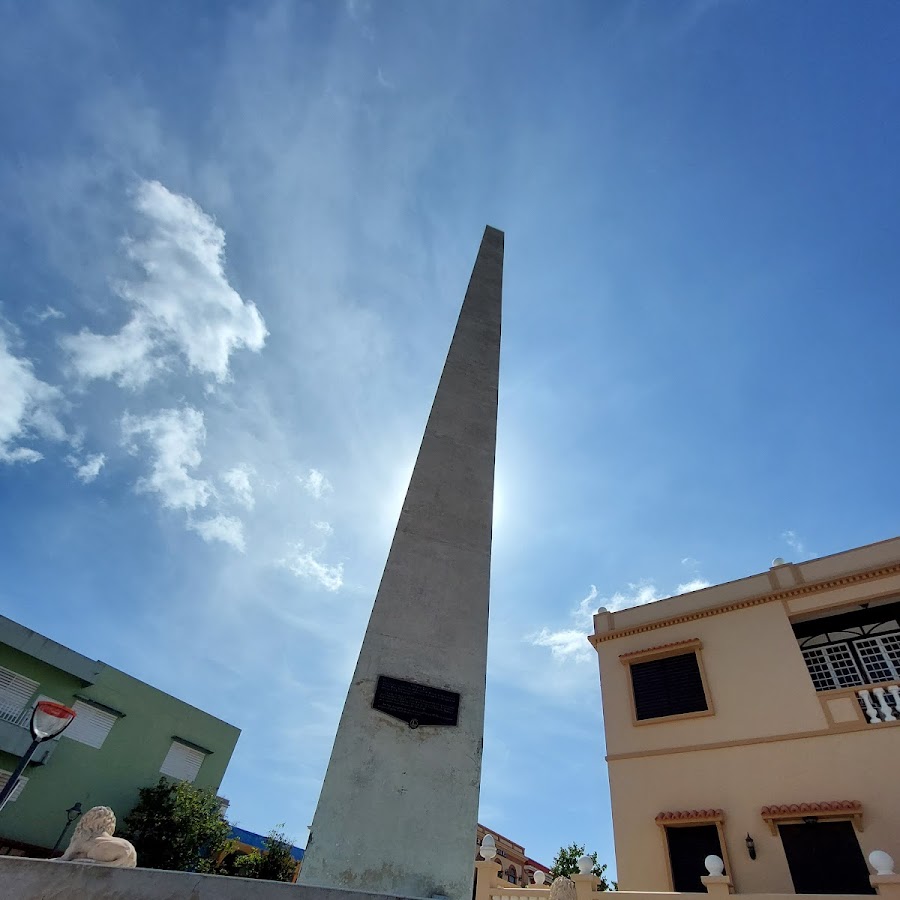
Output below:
[300,468,332,499]
[222,464,255,510]
[313,520,334,537]
[121,407,212,511]
[376,67,394,90]
[530,571,711,664]
[530,627,593,663]
[529,584,601,663]
[30,306,65,323]
[0,327,65,463]
[676,578,711,594]
[189,514,246,552]
[279,543,344,591]
[573,584,599,626]
[67,452,106,483]
[605,580,664,612]
[782,529,805,557]
[62,179,267,388]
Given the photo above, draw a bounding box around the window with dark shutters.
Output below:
[630,651,708,720]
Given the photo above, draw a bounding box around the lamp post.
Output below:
[53,802,83,852]
[0,701,76,813]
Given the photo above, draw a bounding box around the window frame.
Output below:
[621,639,714,726]
[794,601,900,693]
[853,633,900,683]
[800,643,865,691]
[160,739,208,783]
[62,699,121,749]
[0,665,40,726]
[0,768,29,803]
[655,809,730,893]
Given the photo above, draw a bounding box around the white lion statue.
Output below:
[55,806,137,868]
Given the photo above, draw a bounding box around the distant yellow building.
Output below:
[591,537,900,894]
[476,824,549,886]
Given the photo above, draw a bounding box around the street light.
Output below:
[0,701,77,812]
[53,802,83,852]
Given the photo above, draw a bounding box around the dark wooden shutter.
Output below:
[779,822,875,894]
[630,652,707,720]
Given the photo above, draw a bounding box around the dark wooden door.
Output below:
[779,821,874,894]
[666,824,724,892]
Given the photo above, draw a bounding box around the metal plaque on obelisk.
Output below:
[298,227,503,900]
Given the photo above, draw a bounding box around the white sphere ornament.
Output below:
[534,872,546,885]
[869,851,895,876]
[576,855,593,875]
[480,834,497,860]
[705,855,725,877]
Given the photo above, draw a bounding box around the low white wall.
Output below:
[0,857,429,900]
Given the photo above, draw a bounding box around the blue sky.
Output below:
[1,0,899,876]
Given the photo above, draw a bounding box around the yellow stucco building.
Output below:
[591,536,900,895]
[475,824,549,886]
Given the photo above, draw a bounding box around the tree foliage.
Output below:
[121,778,232,873]
[549,843,611,890]
[229,825,297,883]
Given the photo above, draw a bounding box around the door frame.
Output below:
[656,810,731,891]
[776,818,874,895]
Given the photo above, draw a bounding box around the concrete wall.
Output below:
[592,538,900,893]
[0,643,240,849]
[0,857,423,900]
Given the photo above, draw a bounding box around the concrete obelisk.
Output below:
[298,227,503,900]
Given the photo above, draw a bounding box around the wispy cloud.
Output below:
[0,327,66,463]
[313,520,334,537]
[781,529,807,557]
[222,464,255,510]
[62,180,267,389]
[529,584,599,663]
[27,306,65,323]
[279,543,344,591]
[675,577,711,594]
[189,513,246,552]
[531,568,711,663]
[300,468,332,500]
[67,452,106,484]
[121,406,212,511]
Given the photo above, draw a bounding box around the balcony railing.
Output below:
[858,682,900,724]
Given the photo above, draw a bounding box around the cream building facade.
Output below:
[475,824,549,886]
[591,536,900,895]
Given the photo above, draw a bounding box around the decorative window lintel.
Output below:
[760,801,863,836]
[655,808,725,828]
[620,639,702,666]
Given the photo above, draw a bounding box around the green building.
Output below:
[0,615,240,851]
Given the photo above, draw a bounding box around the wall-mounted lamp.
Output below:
[745,834,756,860]
[803,816,819,826]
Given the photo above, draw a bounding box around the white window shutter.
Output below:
[160,741,205,783]
[0,666,39,722]
[0,770,29,802]
[63,701,118,749]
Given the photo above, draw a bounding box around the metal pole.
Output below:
[53,818,73,852]
[0,738,40,813]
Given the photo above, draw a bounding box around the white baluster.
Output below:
[873,687,896,722]
[888,685,900,716]
[859,689,881,723]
